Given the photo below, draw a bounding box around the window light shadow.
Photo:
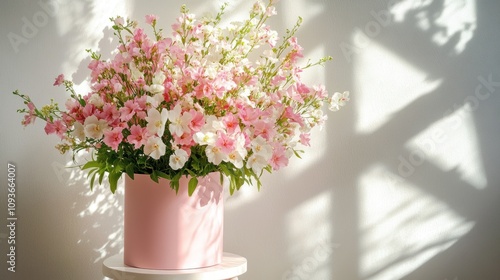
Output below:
[42,0,499,280]
[264,0,499,279]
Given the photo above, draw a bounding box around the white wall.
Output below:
[1,0,500,279]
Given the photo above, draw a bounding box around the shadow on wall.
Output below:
[2,0,499,279]
[295,0,498,279]
[227,0,500,279]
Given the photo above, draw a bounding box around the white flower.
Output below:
[146,108,169,136]
[204,115,224,131]
[88,94,105,108]
[246,153,268,173]
[194,131,216,146]
[206,145,226,165]
[113,16,124,26]
[227,150,244,168]
[169,148,189,170]
[250,136,272,159]
[168,104,192,137]
[234,133,247,157]
[129,63,144,81]
[144,136,166,159]
[146,84,165,95]
[113,83,123,93]
[329,91,350,111]
[252,1,266,14]
[226,132,248,169]
[145,71,166,94]
[146,93,164,108]
[72,122,85,141]
[263,49,278,63]
[152,71,166,85]
[204,63,218,79]
[83,115,109,139]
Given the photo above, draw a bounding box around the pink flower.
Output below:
[53,74,64,86]
[288,37,304,63]
[21,102,37,126]
[238,106,261,126]
[145,14,158,25]
[44,119,66,139]
[22,114,34,126]
[284,107,304,127]
[296,83,310,94]
[98,104,120,126]
[113,82,123,93]
[299,133,311,146]
[173,131,195,147]
[134,96,148,119]
[119,100,140,122]
[253,120,275,141]
[270,144,288,171]
[313,84,328,99]
[271,74,286,86]
[141,38,154,59]
[82,103,97,118]
[113,16,124,26]
[133,28,146,43]
[188,109,205,132]
[215,132,235,154]
[127,125,148,149]
[222,113,240,134]
[11,1,345,195]
[103,127,124,151]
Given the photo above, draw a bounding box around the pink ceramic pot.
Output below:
[124,172,224,269]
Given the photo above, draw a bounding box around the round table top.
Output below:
[102,252,247,280]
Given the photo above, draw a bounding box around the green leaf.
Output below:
[192,159,199,171]
[88,169,98,191]
[82,160,101,170]
[170,179,180,194]
[150,171,159,183]
[156,170,170,180]
[125,163,135,180]
[188,177,198,197]
[229,176,237,195]
[187,169,196,177]
[109,172,122,194]
[293,149,304,159]
[98,169,105,185]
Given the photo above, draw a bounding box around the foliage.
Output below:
[13,0,349,194]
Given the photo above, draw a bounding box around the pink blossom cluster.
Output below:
[16,0,348,190]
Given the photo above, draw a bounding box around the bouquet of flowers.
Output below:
[13,0,349,195]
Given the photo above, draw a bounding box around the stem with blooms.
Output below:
[12,0,348,194]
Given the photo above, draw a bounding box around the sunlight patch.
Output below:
[406,104,487,189]
[53,0,130,76]
[358,164,475,280]
[354,41,442,134]
[284,190,335,279]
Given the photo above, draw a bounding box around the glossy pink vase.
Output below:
[124,172,224,269]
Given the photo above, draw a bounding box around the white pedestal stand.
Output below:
[103,252,247,280]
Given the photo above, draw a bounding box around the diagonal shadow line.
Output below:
[292,0,500,279]
[362,234,467,280]
[355,1,499,214]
